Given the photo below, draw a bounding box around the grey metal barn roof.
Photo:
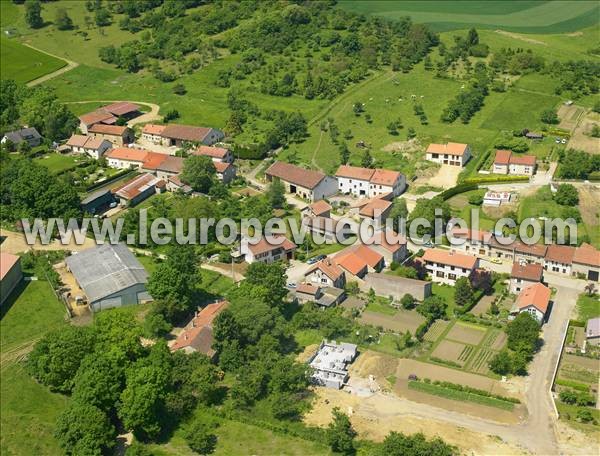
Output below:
[66,243,149,303]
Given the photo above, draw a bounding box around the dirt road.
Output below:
[24,43,78,87]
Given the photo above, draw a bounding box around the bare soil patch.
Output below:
[494,30,547,45]
[0,228,96,254]
[558,104,585,131]
[567,111,600,154]
[359,309,425,334]
[446,322,487,345]
[470,295,494,316]
[578,185,600,231]
[424,320,449,342]
[431,340,469,365]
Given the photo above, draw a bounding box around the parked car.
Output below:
[490,258,502,264]
[408,374,418,381]
[287,282,297,288]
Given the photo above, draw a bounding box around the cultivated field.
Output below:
[338,1,599,33]
[446,322,487,345]
[360,309,426,334]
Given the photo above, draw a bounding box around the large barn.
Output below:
[66,243,152,312]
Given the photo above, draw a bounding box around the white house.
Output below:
[510,283,551,323]
[241,235,296,264]
[544,244,575,275]
[421,248,478,285]
[426,142,471,167]
[141,124,166,144]
[493,150,536,176]
[66,134,112,159]
[448,228,494,257]
[335,165,405,198]
[305,257,346,289]
[365,229,408,266]
[105,148,149,169]
[265,161,337,202]
[510,262,544,294]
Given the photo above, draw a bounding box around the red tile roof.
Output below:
[494,150,512,165]
[66,134,89,148]
[170,301,228,354]
[545,244,576,264]
[114,173,163,200]
[516,283,551,314]
[449,228,493,244]
[308,200,332,217]
[0,252,20,281]
[195,146,229,159]
[335,165,375,180]
[422,248,477,269]
[334,251,368,276]
[105,147,148,162]
[297,283,320,295]
[141,152,169,170]
[334,245,383,275]
[509,154,536,166]
[426,142,469,156]
[79,110,115,126]
[359,198,392,218]
[306,257,345,281]
[214,161,232,173]
[247,235,296,256]
[142,124,166,135]
[88,124,128,136]
[573,243,600,267]
[370,169,402,186]
[266,161,326,190]
[366,230,407,253]
[511,262,543,282]
[161,124,211,142]
[156,155,184,174]
[102,101,140,116]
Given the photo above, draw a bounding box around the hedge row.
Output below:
[463,175,529,184]
[232,143,268,160]
[85,168,136,192]
[439,183,479,200]
[421,378,521,404]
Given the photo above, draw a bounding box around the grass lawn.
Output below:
[146,407,332,456]
[0,278,69,456]
[432,283,455,317]
[338,1,599,33]
[576,293,600,322]
[34,152,82,174]
[0,280,67,351]
[556,402,600,435]
[294,329,323,349]
[135,254,161,275]
[408,380,515,410]
[0,36,65,84]
[365,296,397,316]
[1,363,68,456]
[198,269,235,297]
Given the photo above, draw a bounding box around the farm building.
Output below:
[170,301,229,358]
[571,243,600,282]
[79,102,141,133]
[265,161,338,202]
[510,262,544,294]
[1,127,42,148]
[483,191,512,207]
[65,243,152,312]
[448,228,494,257]
[214,161,236,184]
[166,175,193,194]
[155,124,224,147]
[114,173,166,206]
[544,244,576,275]
[105,148,150,169]
[309,340,357,389]
[88,124,134,146]
[0,253,22,306]
[425,142,471,167]
[80,188,116,214]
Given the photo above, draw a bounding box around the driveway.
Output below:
[285,259,312,285]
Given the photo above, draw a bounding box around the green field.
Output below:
[0,36,65,84]
[338,1,600,33]
[408,380,516,410]
[0,279,69,456]
[576,293,600,322]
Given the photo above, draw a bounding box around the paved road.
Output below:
[24,43,78,87]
